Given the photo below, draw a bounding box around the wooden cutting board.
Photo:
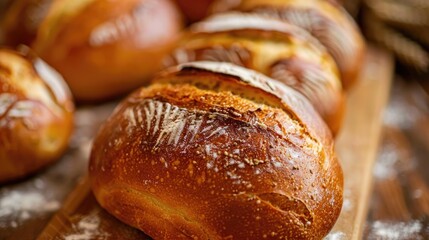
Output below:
[37,46,394,240]
[327,46,394,239]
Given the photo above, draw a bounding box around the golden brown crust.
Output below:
[0,48,74,183]
[90,62,343,239]
[210,0,366,89]
[166,13,344,135]
[32,0,183,102]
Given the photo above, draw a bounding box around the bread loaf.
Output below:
[210,0,366,89]
[0,48,74,183]
[32,0,183,102]
[89,62,343,239]
[166,13,344,135]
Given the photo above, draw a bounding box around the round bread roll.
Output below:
[166,13,344,135]
[210,0,366,89]
[0,48,74,183]
[89,62,343,239]
[174,0,214,23]
[0,0,53,47]
[32,0,183,102]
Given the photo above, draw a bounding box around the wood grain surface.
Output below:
[365,78,429,239]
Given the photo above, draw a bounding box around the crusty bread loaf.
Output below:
[89,62,343,239]
[0,48,74,183]
[210,0,366,89]
[32,0,183,102]
[166,13,344,135]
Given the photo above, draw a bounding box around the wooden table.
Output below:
[364,77,429,239]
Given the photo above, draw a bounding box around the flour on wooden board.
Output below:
[0,179,60,228]
[324,231,346,240]
[63,211,110,240]
[368,221,425,240]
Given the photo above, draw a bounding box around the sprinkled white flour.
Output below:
[373,142,401,180]
[342,189,352,212]
[0,189,60,228]
[368,221,423,240]
[324,231,346,240]
[383,93,422,129]
[63,212,110,240]
[342,198,352,212]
